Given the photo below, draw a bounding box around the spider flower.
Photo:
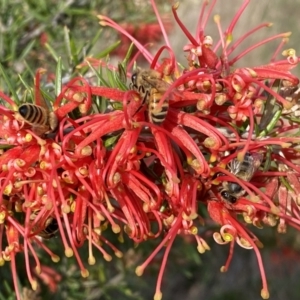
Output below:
[1,0,300,300]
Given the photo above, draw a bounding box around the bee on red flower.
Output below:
[218,152,264,204]
[131,68,170,125]
[15,103,58,136]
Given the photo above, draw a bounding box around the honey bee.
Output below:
[15,103,58,135]
[130,68,170,125]
[280,80,300,117]
[219,152,263,204]
[30,210,59,239]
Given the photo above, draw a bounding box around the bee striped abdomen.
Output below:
[18,104,48,126]
[148,89,169,125]
[40,218,59,239]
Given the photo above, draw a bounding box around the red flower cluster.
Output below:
[1,1,300,300]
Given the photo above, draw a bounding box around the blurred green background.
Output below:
[1,0,300,299]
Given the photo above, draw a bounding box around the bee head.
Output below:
[220,190,237,204]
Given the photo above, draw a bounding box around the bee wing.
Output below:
[142,75,169,93]
[230,152,263,180]
[230,158,244,175]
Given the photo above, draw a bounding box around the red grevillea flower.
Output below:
[1,1,300,300]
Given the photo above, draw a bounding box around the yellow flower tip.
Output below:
[254,221,263,229]
[213,14,220,22]
[99,20,107,26]
[135,266,144,276]
[39,161,47,170]
[282,48,296,57]
[154,291,162,300]
[226,33,233,44]
[11,103,19,111]
[197,99,206,111]
[104,254,112,262]
[270,205,280,215]
[88,256,96,265]
[14,181,23,189]
[209,154,218,163]
[112,224,121,234]
[0,212,7,223]
[35,265,41,275]
[182,211,189,220]
[284,31,292,38]
[243,215,252,224]
[249,195,260,202]
[52,179,58,188]
[15,159,26,167]
[0,257,4,266]
[189,212,198,220]
[197,245,205,254]
[93,227,101,235]
[113,172,121,185]
[189,226,198,235]
[173,2,180,10]
[62,204,71,214]
[51,255,60,263]
[65,248,74,257]
[203,242,211,251]
[4,186,12,196]
[80,145,92,156]
[115,250,123,258]
[31,280,38,291]
[261,289,270,299]
[96,212,105,221]
[81,269,89,278]
[246,67,257,78]
[25,133,32,142]
[267,22,273,27]
[223,233,233,242]
[204,137,216,148]
[107,203,115,214]
[220,266,227,272]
